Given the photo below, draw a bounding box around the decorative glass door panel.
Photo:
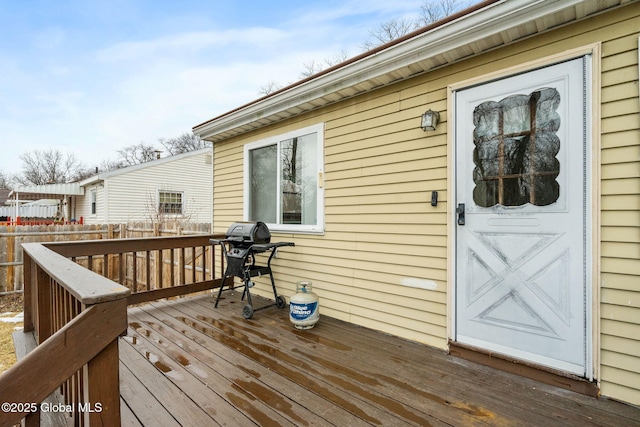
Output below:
[473,88,560,207]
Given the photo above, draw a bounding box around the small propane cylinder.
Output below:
[289,281,319,329]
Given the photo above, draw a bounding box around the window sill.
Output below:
[267,226,324,236]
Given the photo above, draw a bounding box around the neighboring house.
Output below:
[193,0,640,407]
[0,199,59,220]
[7,183,84,223]
[75,148,213,224]
[10,148,213,225]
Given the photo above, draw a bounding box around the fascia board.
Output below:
[78,147,212,186]
[195,0,587,140]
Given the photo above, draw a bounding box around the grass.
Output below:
[0,294,24,375]
[0,322,20,373]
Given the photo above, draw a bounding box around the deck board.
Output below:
[130,303,361,426]
[119,293,640,426]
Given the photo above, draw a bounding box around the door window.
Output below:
[472,88,560,207]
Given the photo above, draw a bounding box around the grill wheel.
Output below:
[243,304,254,319]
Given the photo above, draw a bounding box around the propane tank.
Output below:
[289,281,319,329]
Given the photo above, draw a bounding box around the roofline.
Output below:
[192,0,618,141]
[9,183,84,198]
[78,147,212,186]
[192,0,499,133]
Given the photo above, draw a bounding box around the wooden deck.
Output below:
[120,293,640,427]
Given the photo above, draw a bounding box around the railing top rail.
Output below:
[39,233,226,257]
[22,242,130,305]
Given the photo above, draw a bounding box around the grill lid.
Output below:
[226,221,271,244]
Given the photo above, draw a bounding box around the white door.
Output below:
[454,57,590,376]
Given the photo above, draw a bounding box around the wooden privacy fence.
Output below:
[0,222,211,293]
[1,233,226,426]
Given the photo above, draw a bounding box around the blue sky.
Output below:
[0,0,424,176]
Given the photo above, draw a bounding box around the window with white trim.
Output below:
[90,189,97,215]
[158,190,183,215]
[244,123,324,233]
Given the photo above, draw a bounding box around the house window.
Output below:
[472,87,560,207]
[158,191,183,215]
[90,189,97,215]
[244,123,324,233]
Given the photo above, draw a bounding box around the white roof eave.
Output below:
[9,183,84,197]
[193,0,618,141]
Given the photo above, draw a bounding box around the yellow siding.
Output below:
[597,6,640,407]
[212,4,640,405]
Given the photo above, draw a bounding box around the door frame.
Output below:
[446,43,601,382]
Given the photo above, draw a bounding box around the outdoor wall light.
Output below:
[421,109,440,131]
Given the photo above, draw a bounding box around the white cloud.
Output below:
[95,27,287,63]
[0,0,428,177]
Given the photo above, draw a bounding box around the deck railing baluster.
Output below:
[103,253,109,278]
[192,247,197,283]
[180,247,186,286]
[119,252,124,284]
[146,250,151,291]
[157,249,163,288]
[170,248,175,287]
[132,251,138,293]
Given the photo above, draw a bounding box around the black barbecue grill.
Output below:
[210,221,294,319]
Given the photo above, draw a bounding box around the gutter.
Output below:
[192,0,591,140]
[192,0,499,133]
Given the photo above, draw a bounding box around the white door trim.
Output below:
[446,44,601,381]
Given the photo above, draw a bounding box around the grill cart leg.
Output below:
[266,248,286,308]
[215,273,229,308]
[242,276,254,319]
[268,271,287,308]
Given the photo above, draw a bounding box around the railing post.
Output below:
[23,252,34,332]
[84,299,126,426]
[35,264,52,344]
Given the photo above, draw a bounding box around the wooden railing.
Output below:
[0,234,227,426]
[47,234,227,306]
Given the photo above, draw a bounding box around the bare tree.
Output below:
[261,1,473,94]
[158,133,210,155]
[298,50,350,79]
[72,167,99,182]
[299,60,325,80]
[99,158,127,172]
[139,188,198,231]
[419,0,471,25]
[362,1,472,50]
[260,50,350,95]
[117,142,158,166]
[259,80,283,96]
[0,170,12,189]
[361,17,417,50]
[15,149,87,185]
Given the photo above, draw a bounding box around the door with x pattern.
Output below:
[454,57,590,375]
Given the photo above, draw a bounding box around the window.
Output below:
[90,189,97,215]
[244,123,324,233]
[158,190,183,215]
[472,87,560,207]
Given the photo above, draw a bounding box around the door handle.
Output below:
[456,203,465,226]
